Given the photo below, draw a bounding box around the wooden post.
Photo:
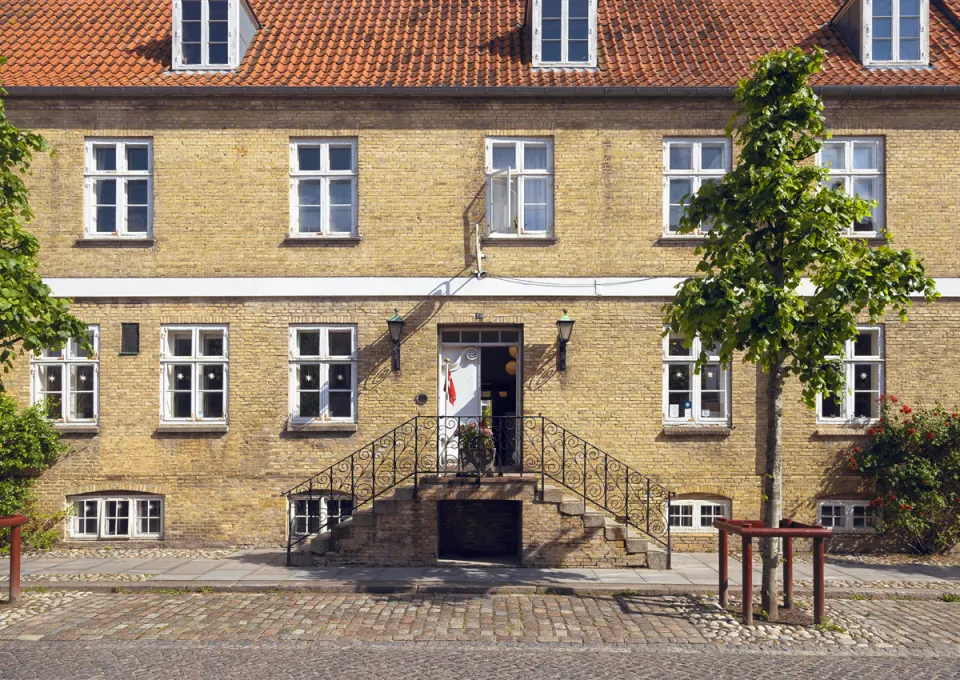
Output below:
[8,523,21,604]
[783,535,793,609]
[741,534,753,625]
[718,528,729,608]
[813,536,825,624]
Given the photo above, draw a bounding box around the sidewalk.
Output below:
[4,550,960,592]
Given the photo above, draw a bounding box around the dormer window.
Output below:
[172,0,258,71]
[532,0,597,68]
[869,0,925,63]
[834,0,928,67]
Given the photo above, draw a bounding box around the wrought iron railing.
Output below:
[283,415,674,566]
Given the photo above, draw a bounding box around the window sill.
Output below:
[661,425,732,437]
[156,422,228,434]
[75,237,156,247]
[54,422,100,435]
[814,424,874,437]
[481,236,557,246]
[287,421,359,434]
[282,235,362,246]
[656,235,707,246]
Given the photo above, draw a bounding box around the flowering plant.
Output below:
[458,417,496,475]
[852,395,960,554]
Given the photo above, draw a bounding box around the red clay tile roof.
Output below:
[1,0,960,90]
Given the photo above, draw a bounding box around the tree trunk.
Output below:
[761,357,785,621]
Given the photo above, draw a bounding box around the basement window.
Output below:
[289,494,354,537]
[67,494,164,539]
[668,498,731,532]
[818,500,876,532]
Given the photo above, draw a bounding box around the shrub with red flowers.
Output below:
[853,396,960,554]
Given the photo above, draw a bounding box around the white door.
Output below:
[438,345,481,470]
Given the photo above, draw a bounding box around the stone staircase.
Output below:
[291,477,668,569]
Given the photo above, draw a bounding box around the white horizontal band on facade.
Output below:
[44,277,960,299]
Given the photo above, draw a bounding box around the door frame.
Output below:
[437,326,523,419]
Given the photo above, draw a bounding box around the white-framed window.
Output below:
[31,327,100,424]
[817,326,884,423]
[160,326,229,424]
[172,0,257,70]
[668,498,731,532]
[289,326,358,424]
[532,0,597,67]
[819,138,884,236]
[289,139,358,237]
[486,138,554,238]
[67,495,164,539]
[289,494,355,537]
[663,138,730,236]
[866,0,927,65]
[663,333,729,425]
[84,139,153,238]
[818,500,876,533]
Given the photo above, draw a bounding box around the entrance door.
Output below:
[438,328,522,471]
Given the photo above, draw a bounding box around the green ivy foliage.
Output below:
[662,47,937,405]
[854,397,960,554]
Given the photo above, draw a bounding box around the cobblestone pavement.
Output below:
[1,641,960,679]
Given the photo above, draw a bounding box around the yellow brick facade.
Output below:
[3,94,959,551]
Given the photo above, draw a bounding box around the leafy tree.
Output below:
[663,47,936,620]
[0,58,90,385]
[0,393,67,551]
[854,397,960,555]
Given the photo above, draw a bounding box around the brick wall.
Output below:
[5,95,960,279]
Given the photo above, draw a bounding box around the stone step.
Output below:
[581,512,606,528]
[558,498,586,515]
[393,486,416,501]
[603,521,626,541]
[373,499,398,515]
[646,545,669,570]
[309,534,332,554]
[539,486,564,504]
[624,537,649,555]
[348,511,378,527]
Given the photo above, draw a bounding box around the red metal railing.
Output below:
[1,515,28,604]
[714,518,831,625]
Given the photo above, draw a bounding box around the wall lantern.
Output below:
[387,308,405,371]
[556,310,575,371]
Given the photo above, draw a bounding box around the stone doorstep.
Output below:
[581,512,606,528]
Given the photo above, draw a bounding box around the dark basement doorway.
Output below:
[437,500,522,564]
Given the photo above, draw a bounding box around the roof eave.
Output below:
[4,85,960,98]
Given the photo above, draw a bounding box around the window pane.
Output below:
[71,366,96,420]
[127,206,149,233]
[329,146,353,171]
[873,38,893,61]
[567,42,589,63]
[700,144,725,170]
[127,179,149,204]
[209,21,229,43]
[202,391,224,419]
[126,146,149,171]
[489,173,516,234]
[668,365,691,391]
[330,207,353,232]
[96,178,117,205]
[668,145,693,171]
[299,391,320,418]
[183,20,202,43]
[853,178,878,231]
[491,145,517,170]
[900,39,920,61]
[299,180,322,206]
[329,179,352,206]
[820,143,845,170]
[873,18,893,40]
[329,331,353,357]
[209,43,229,65]
[901,0,920,13]
[201,331,224,357]
[542,18,562,40]
[523,177,551,232]
[700,390,724,419]
[182,43,202,65]
[900,17,920,39]
[329,391,352,418]
[667,336,690,357]
[822,393,842,419]
[96,206,117,233]
[853,143,877,170]
[173,365,192,390]
[543,0,562,16]
[298,147,322,172]
[95,146,117,172]
[541,41,562,62]
[299,364,320,390]
[568,19,589,41]
[171,332,193,357]
[202,365,224,391]
[298,331,321,357]
[209,0,229,20]
[299,207,322,233]
[183,0,201,20]
[329,364,352,390]
[853,330,879,357]
[523,145,548,171]
[669,178,692,204]
[700,364,723,391]
[461,330,480,343]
